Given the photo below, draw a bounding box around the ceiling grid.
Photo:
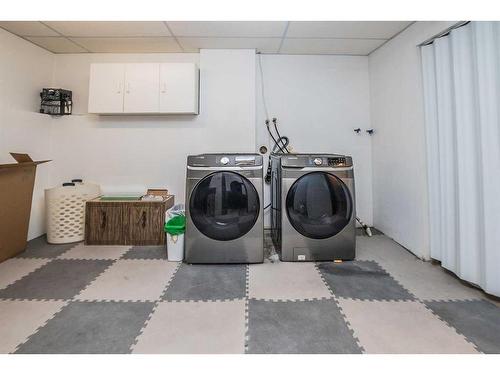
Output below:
[277,21,290,54]
[163,21,185,52]
[0,21,414,55]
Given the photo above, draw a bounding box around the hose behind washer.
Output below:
[356,217,372,237]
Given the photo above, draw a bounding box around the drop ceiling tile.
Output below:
[178,37,281,53]
[167,21,287,37]
[72,37,181,53]
[0,21,58,36]
[44,21,171,37]
[26,37,87,53]
[280,38,385,55]
[287,21,413,39]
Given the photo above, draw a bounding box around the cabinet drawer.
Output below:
[85,197,173,245]
[125,203,166,246]
[85,203,123,245]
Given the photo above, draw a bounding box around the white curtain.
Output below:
[421,21,500,297]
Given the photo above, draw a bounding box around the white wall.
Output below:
[2,31,374,238]
[369,21,457,258]
[6,22,445,248]
[0,28,55,239]
[0,22,474,256]
[50,49,256,205]
[256,54,373,227]
[51,52,372,230]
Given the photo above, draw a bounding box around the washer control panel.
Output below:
[327,156,347,167]
[281,154,352,168]
[309,156,347,167]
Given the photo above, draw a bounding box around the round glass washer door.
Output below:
[286,172,352,239]
[189,171,260,241]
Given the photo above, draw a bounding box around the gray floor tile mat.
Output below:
[121,246,167,260]
[16,236,78,259]
[0,259,113,300]
[317,260,414,301]
[14,301,154,354]
[163,263,246,301]
[1,234,498,354]
[247,299,362,354]
[425,299,500,353]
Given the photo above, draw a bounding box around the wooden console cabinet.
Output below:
[85,196,174,245]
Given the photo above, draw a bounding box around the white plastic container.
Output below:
[167,203,185,219]
[45,181,100,244]
[167,233,184,261]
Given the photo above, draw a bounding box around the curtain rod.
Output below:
[417,21,470,47]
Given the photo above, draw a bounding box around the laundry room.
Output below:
[1,0,500,371]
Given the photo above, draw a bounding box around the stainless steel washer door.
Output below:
[189,171,260,241]
[285,172,353,239]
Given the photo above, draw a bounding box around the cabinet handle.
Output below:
[100,211,107,229]
[141,211,147,228]
[126,82,131,94]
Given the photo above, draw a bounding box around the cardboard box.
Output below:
[0,153,50,262]
[146,188,169,198]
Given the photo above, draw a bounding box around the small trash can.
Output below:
[165,215,185,262]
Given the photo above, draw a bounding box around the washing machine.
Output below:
[270,153,356,261]
[185,153,264,263]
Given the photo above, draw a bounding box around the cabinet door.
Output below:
[126,204,165,245]
[85,203,123,245]
[124,63,160,113]
[159,63,199,114]
[88,64,125,114]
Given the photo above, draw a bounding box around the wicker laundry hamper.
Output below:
[45,180,100,244]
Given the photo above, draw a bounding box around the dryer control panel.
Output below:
[188,153,263,167]
[218,155,260,166]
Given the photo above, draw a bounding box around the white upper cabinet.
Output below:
[88,62,199,115]
[88,63,125,114]
[160,63,199,114]
[124,63,159,113]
